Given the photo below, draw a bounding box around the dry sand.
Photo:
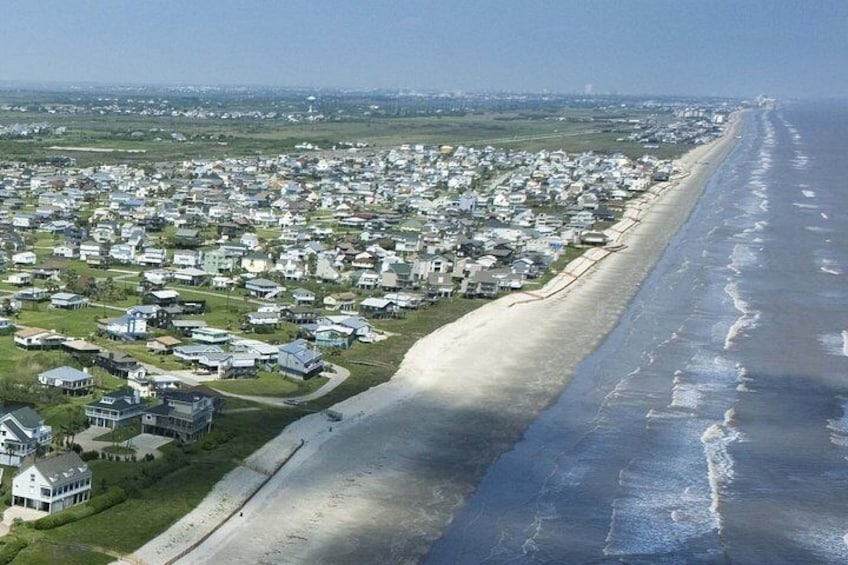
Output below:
[130,115,743,565]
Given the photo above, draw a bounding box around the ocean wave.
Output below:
[792,202,819,209]
[728,244,759,274]
[670,375,703,410]
[801,189,816,198]
[821,212,829,220]
[604,428,721,556]
[734,364,754,393]
[819,259,842,276]
[701,422,740,521]
[723,282,760,350]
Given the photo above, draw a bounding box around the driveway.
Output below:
[75,427,172,459]
[0,506,48,536]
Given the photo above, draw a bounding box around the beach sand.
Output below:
[132,115,743,565]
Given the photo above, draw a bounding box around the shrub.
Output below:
[88,487,127,513]
[80,451,100,462]
[32,487,127,530]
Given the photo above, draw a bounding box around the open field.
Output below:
[0,107,686,165]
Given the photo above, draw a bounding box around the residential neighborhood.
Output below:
[0,118,733,455]
[0,91,732,557]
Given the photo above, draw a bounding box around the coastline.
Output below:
[131,113,745,565]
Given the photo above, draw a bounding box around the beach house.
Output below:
[278,339,324,379]
[141,390,215,443]
[0,406,53,466]
[37,366,94,396]
[12,452,92,514]
[85,388,147,429]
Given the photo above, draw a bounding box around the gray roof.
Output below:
[174,344,224,354]
[245,278,279,288]
[2,406,43,429]
[87,388,142,411]
[339,316,370,330]
[278,339,322,364]
[171,319,208,328]
[39,366,91,383]
[19,452,90,487]
[3,418,26,442]
[51,292,82,301]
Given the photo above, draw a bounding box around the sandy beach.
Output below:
[130,115,743,565]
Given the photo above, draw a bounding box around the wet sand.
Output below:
[133,115,743,565]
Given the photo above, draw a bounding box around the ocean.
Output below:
[427,102,848,564]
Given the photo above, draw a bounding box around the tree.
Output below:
[59,267,80,291]
[60,406,89,449]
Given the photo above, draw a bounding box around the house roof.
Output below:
[278,339,322,364]
[51,292,82,301]
[3,418,26,442]
[150,336,182,346]
[360,297,395,308]
[98,350,136,363]
[2,406,43,429]
[175,268,208,277]
[19,452,90,487]
[171,319,208,328]
[87,388,141,411]
[39,366,91,383]
[15,326,49,338]
[245,278,279,288]
[174,344,224,355]
[150,289,180,299]
[62,339,102,353]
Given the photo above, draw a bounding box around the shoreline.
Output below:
[131,114,745,565]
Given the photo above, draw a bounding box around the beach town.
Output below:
[0,93,738,562]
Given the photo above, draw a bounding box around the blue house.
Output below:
[278,339,324,379]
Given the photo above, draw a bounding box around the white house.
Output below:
[52,243,80,259]
[98,312,148,340]
[0,406,53,466]
[11,251,37,265]
[6,272,32,286]
[37,366,94,396]
[50,292,89,310]
[190,327,231,345]
[79,241,106,262]
[12,452,92,513]
[173,249,202,268]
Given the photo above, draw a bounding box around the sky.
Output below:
[0,0,845,99]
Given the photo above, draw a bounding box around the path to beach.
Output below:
[128,115,744,565]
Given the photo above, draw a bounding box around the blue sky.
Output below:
[1,0,845,98]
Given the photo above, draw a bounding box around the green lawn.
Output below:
[0,106,688,167]
[209,372,327,396]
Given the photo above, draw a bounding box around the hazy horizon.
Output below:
[0,0,845,99]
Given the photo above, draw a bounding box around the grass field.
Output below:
[0,106,686,166]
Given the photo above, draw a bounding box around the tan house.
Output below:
[146,335,183,355]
